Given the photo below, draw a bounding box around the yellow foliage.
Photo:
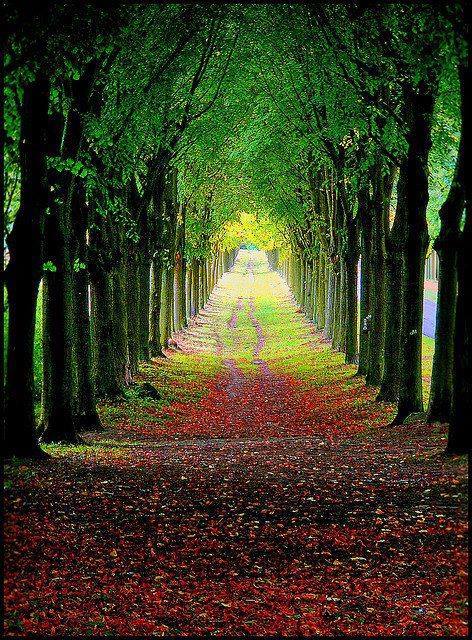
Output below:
[221,210,284,251]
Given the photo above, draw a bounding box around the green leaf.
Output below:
[43,261,57,272]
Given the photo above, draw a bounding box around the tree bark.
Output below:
[311,257,318,324]
[75,271,101,431]
[316,252,327,330]
[112,258,132,388]
[323,263,335,340]
[149,255,164,357]
[447,49,471,453]
[197,261,204,311]
[40,107,80,444]
[202,260,208,304]
[73,185,101,431]
[344,254,358,363]
[126,252,141,377]
[365,161,388,387]
[394,86,435,423]
[338,260,348,353]
[377,165,406,402]
[428,71,465,422]
[192,260,200,315]
[332,265,342,350]
[41,65,100,442]
[4,77,50,457]
[185,260,192,321]
[357,186,371,376]
[160,266,172,348]
[343,206,359,363]
[448,204,471,453]
[300,259,306,311]
[174,252,184,331]
[41,215,79,442]
[137,258,151,361]
[90,242,123,399]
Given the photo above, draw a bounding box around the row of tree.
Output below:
[237,3,469,454]
[5,74,237,451]
[3,4,242,456]
[3,3,469,457]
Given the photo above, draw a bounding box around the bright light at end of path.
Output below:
[228,249,273,289]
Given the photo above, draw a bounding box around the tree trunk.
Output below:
[112,260,132,388]
[448,205,471,453]
[343,206,359,363]
[192,261,200,315]
[40,107,80,444]
[447,50,471,453]
[339,260,348,353]
[428,245,458,420]
[4,77,50,457]
[88,211,123,399]
[174,252,183,331]
[73,186,101,431]
[300,259,306,310]
[394,87,435,423]
[377,165,406,401]
[41,211,79,443]
[344,254,358,364]
[126,252,140,377]
[74,271,101,431]
[138,258,150,361]
[311,257,319,324]
[316,253,326,330]
[357,187,371,377]
[365,162,388,387]
[160,267,173,348]
[180,256,187,328]
[303,260,311,318]
[202,260,208,304]
[428,76,465,422]
[196,261,203,312]
[332,266,342,350]
[41,66,101,442]
[324,263,335,340]
[185,261,192,321]
[149,255,164,357]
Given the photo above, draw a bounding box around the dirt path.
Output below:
[3,251,468,637]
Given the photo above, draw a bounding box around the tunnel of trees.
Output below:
[2,2,470,459]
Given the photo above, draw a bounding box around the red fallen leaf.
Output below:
[2,265,468,637]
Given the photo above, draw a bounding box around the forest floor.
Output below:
[4,250,468,637]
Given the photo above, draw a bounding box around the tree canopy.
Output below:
[3,1,470,456]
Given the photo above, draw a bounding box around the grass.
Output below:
[422,335,435,404]
[5,250,437,446]
[3,251,466,639]
[424,289,438,303]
